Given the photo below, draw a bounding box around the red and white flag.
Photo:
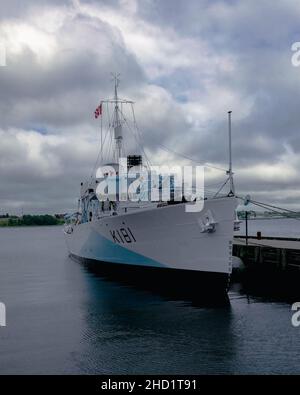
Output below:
[94,103,102,119]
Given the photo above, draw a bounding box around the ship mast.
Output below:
[112,73,122,160]
[96,74,134,164]
[227,110,235,196]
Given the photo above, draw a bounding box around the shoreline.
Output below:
[0,223,64,228]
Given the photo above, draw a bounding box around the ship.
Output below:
[64,75,238,296]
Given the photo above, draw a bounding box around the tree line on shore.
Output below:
[0,215,64,227]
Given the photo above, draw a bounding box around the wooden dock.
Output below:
[232,236,300,298]
[233,236,300,269]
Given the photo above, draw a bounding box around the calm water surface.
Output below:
[0,226,299,374]
[236,217,300,238]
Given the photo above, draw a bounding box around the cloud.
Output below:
[0,0,300,213]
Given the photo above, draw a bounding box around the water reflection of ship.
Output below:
[75,254,230,307]
[78,263,236,374]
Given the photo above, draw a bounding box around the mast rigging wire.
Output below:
[237,196,300,221]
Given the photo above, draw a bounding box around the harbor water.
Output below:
[0,225,300,374]
[235,217,300,238]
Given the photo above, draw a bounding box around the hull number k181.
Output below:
[110,227,136,244]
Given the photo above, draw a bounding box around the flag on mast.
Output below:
[94,103,102,119]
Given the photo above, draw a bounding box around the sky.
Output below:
[1,0,300,214]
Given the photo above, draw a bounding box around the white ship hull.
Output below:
[65,196,237,293]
